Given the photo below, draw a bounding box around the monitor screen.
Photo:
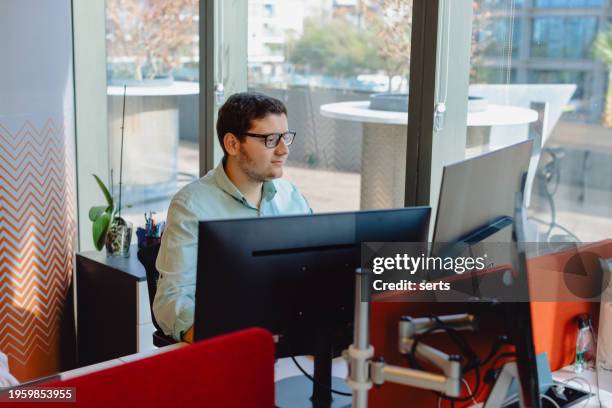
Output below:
[433,140,533,246]
[193,207,430,356]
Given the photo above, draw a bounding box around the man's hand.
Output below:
[182,326,194,343]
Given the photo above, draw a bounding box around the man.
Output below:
[154,92,311,343]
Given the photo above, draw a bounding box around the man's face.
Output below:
[235,113,289,182]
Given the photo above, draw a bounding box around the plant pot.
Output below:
[106,218,133,257]
[368,93,489,113]
[369,93,409,112]
[468,95,488,113]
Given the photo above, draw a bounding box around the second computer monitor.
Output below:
[433,140,533,246]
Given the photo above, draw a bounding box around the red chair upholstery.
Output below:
[17,328,275,408]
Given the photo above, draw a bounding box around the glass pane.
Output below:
[532,17,598,58]
[535,0,602,8]
[470,0,612,241]
[105,0,200,230]
[248,0,413,212]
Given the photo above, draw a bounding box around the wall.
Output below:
[0,0,77,381]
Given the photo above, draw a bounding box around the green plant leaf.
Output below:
[92,211,111,251]
[92,174,114,211]
[88,205,107,222]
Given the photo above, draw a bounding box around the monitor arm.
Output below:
[345,269,477,408]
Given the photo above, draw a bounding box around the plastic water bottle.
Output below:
[574,314,596,373]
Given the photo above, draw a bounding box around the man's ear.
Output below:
[223,132,240,156]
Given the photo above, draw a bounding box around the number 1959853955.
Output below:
[0,387,75,403]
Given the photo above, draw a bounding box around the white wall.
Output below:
[0,0,77,381]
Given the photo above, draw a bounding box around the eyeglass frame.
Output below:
[242,131,296,149]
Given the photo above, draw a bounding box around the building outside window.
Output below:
[470,0,612,242]
[531,17,598,59]
[535,0,602,8]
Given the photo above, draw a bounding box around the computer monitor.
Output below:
[431,141,540,407]
[433,140,533,247]
[193,207,430,406]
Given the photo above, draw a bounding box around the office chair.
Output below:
[137,243,178,347]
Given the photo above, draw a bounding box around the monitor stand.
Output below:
[275,332,352,408]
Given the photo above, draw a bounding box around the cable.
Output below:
[462,378,478,406]
[541,393,562,408]
[441,0,452,104]
[487,352,517,371]
[480,336,511,367]
[289,355,352,397]
[505,0,516,94]
[502,393,561,408]
[437,379,480,408]
[594,366,604,408]
[561,377,592,408]
[527,216,581,244]
[283,331,352,398]
[405,317,482,403]
[530,146,582,247]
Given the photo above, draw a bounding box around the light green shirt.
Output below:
[154,160,312,340]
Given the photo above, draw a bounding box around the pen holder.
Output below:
[106,218,133,257]
[136,227,163,249]
[136,227,161,248]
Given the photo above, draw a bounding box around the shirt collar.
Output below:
[213,159,278,205]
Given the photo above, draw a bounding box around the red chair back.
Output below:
[15,328,275,408]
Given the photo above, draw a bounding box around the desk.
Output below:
[320,101,538,209]
[76,246,154,367]
[60,343,186,381]
[552,366,612,407]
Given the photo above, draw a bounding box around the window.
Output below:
[535,0,602,8]
[104,0,200,229]
[247,0,413,212]
[527,70,594,119]
[473,67,518,84]
[481,0,524,9]
[466,0,612,242]
[531,17,598,59]
[482,18,521,58]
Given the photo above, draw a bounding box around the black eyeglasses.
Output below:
[242,131,296,149]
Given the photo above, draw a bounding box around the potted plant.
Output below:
[89,85,132,257]
[89,175,133,257]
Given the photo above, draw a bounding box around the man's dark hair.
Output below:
[216,92,287,156]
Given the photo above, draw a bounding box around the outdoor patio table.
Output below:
[320,100,538,209]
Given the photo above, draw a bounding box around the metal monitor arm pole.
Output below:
[345,269,477,408]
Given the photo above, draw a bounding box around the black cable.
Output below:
[527,215,581,243]
[480,336,509,367]
[532,146,582,247]
[282,331,352,398]
[289,355,352,397]
[487,352,517,370]
[404,317,481,403]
